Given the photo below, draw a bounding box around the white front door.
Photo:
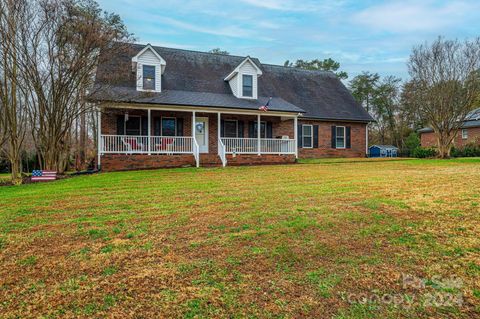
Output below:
[195,117,209,153]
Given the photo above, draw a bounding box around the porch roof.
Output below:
[90,86,304,113]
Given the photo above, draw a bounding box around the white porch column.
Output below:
[147,108,151,155]
[294,115,298,159]
[97,108,101,170]
[217,112,221,146]
[257,114,261,155]
[192,111,196,138]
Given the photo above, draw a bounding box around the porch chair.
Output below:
[121,137,144,154]
[155,137,175,155]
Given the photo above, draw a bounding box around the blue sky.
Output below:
[98,0,480,80]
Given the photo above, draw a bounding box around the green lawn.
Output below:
[1,158,479,318]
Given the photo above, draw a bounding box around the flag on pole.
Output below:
[259,97,272,112]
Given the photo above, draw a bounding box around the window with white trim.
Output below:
[143,65,155,90]
[161,117,176,136]
[302,125,313,148]
[242,74,253,97]
[224,120,238,138]
[336,126,346,148]
[125,116,141,135]
[462,129,468,139]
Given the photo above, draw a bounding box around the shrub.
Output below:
[451,144,480,157]
[412,147,437,158]
[405,132,421,156]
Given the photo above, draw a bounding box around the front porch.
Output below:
[98,106,298,170]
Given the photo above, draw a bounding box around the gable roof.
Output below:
[419,107,480,133]
[224,56,262,81]
[131,44,166,66]
[92,43,373,121]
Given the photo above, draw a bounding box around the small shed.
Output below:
[368,145,398,158]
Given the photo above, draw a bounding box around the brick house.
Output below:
[419,108,480,148]
[90,43,373,171]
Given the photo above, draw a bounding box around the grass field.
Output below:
[0,158,479,318]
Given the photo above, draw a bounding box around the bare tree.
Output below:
[0,0,30,184]
[408,37,480,158]
[16,0,132,172]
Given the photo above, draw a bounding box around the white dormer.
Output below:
[224,57,262,99]
[132,44,166,92]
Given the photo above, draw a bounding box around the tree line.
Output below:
[0,0,132,184]
[286,37,480,158]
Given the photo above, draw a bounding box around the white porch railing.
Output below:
[218,138,227,167]
[261,138,296,154]
[222,138,258,154]
[101,135,195,154]
[221,137,296,154]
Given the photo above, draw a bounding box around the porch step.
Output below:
[199,154,223,167]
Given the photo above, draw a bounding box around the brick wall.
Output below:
[101,154,195,172]
[298,120,367,158]
[421,128,480,148]
[100,108,368,170]
[226,154,295,165]
[420,132,436,147]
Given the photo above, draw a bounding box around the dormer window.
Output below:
[224,57,262,99]
[242,75,253,97]
[143,65,156,90]
[132,44,166,92]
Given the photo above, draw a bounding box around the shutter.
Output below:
[238,120,244,138]
[116,115,125,135]
[331,126,336,148]
[248,121,255,138]
[221,119,225,137]
[346,126,351,148]
[267,122,273,138]
[297,124,303,148]
[154,117,161,136]
[176,118,184,136]
[313,125,319,148]
[141,116,148,136]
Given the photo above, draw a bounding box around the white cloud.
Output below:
[239,0,346,12]
[156,17,250,38]
[353,1,479,33]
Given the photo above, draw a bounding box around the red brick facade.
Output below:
[102,154,195,172]
[420,127,480,148]
[100,108,368,171]
[226,154,295,165]
[298,120,367,158]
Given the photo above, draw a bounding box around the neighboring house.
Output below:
[419,108,480,148]
[368,145,398,158]
[90,43,373,171]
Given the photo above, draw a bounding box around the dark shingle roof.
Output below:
[91,86,302,113]
[419,107,480,133]
[92,43,373,121]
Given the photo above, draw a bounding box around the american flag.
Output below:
[31,170,57,182]
[259,97,272,112]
